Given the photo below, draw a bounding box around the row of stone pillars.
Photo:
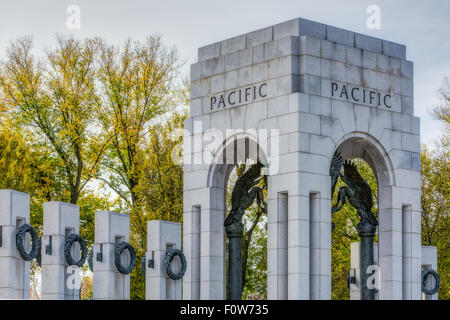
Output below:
[0,189,182,300]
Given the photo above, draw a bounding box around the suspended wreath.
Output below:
[421,269,440,295]
[164,248,187,280]
[64,233,87,267]
[16,224,39,261]
[114,241,136,274]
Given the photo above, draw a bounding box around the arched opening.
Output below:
[226,160,267,299]
[331,158,378,299]
[329,133,395,300]
[207,134,269,300]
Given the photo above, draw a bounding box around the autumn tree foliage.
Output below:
[95,37,184,299]
[0,35,185,299]
[1,36,108,204]
[421,77,450,299]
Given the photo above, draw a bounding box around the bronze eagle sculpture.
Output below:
[330,152,378,233]
[224,162,267,235]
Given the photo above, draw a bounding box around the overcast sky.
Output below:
[0,0,448,145]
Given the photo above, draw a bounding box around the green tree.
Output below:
[421,76,450,299]
[0,36,109,204]
[96,36,181,208]
[95,36,184,299]
[432,77,450,127]
[421,147,449,299]
[242,212,267,300]
[128,112,186,299]
[0,35,186,299]
[0,113,69,229]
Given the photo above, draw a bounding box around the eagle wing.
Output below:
[330,152,343,196]
[342,161,373,211]
[231,162,263,208]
